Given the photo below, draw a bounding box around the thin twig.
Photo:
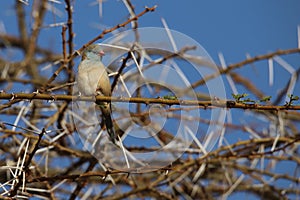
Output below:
[191,48,300,89]
[111,49,133,91]
[8,128,45,197]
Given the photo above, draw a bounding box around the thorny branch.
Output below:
[8,128,45,197]
[0,1,299,199]
[0,92,299,110]
[190,48,300,89]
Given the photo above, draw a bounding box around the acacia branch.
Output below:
[8,128,45,197]
[74,5,157,57]
[65,0,76,93]
[0,93,299,110]
[191,48,300,88]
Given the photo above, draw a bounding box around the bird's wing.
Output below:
[95,61,112,96]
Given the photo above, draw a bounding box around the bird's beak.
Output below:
[99,50,105,56]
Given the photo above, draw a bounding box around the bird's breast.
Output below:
[77,61,103,96]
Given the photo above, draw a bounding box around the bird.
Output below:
[77,44,116,144]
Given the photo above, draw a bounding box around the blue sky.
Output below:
[0,1,300,199]
[75,1,300,58]
[2,1,300,56]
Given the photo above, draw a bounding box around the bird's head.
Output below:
[81,44,105,61]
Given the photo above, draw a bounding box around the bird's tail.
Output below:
[99,103,116,144]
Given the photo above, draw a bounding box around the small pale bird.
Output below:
[77,44,116,144]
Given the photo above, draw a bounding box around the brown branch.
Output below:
[123,46,197,83]
[40,26,68,93]
[69,159,98,200]
[273,66,300,105]
[15,1,27,45]
[24,0,47,82]
[8,128,45,197]
[0,93,299,110]
[62,25,68,67]
[124,0,138,29]
[0,77,52,86]
[123,0,140,42]
[64,0,76,94]
[191,48,300,89]
[74,5,157,57]
[0,34,61,60]
[230,72,265,99]
[0,127,92,158]
[0,98,23,111]
[111,50,133,91]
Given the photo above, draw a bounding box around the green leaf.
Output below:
[260,96,271,102]
[232,93,248,102]
[163,94,177,100]
[285,94,299,106]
